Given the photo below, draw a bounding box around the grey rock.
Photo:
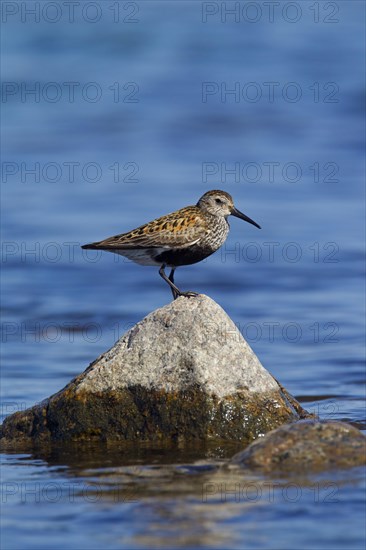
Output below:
[79,294,279,396]
[231,420,366,472]
[1,295,311,446]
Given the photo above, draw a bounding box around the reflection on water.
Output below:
[1,1,365,549]
[1,442,365,550]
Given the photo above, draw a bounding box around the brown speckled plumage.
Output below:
[82,190,261,299]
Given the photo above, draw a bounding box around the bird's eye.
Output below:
[215,198,223,204]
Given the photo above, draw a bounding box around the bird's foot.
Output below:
[174,290,199,300]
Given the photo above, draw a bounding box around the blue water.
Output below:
[1,1,365,549]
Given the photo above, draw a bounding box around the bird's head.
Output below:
[197,190,261,229]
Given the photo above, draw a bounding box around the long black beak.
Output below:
[231,207,261,229]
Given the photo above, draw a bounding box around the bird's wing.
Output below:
[85,207,208,250]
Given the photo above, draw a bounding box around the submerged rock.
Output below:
[1,295,311,446]
[231,420,366,472]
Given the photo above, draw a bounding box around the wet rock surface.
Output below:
[1,295,310,446]
[231,420,366,473]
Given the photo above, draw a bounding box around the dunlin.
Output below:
[82,190,261,299]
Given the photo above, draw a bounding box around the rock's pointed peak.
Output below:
[1,295,310,446]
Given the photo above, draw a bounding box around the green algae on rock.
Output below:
[1,295,311,446]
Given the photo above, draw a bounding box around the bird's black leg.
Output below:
[159,265,198,300]
[168,268,178,300]
[168,268,175,284]
[159,264,181,299]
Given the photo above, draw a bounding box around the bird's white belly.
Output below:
[107,248,164,266]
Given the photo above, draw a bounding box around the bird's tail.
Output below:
[81,243,100,250]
